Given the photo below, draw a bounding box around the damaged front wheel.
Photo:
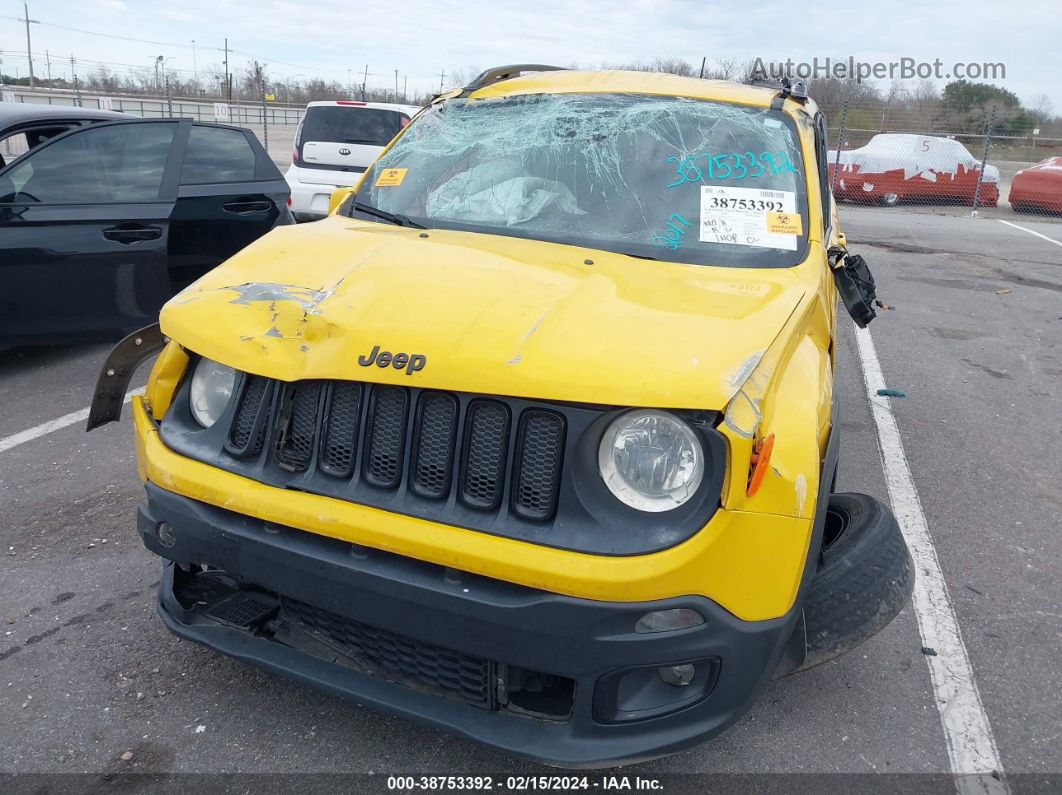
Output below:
[798,493,913,671]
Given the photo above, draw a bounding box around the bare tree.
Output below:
[1029,93,1054,124]
[242,60,268,99]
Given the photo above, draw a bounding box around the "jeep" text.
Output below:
[358,345,426,375]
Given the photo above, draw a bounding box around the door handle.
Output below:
[102,224,163,244]
[223,200,272,214]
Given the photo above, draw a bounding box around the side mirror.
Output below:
[832,252,878,328]
[328,187,355,215]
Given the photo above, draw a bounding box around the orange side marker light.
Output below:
[746,433,776,497]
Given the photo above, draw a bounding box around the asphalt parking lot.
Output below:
[1,207,1060,793]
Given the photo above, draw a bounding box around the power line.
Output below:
[0,15,194,49]
[0,14,352,78]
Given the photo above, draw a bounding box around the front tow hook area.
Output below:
[795,492,913,672]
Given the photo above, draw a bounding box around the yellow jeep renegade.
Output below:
[90,66,912,766]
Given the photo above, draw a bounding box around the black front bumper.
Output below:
[139,483,802,767]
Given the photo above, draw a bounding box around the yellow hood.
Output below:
[161,216,808,409]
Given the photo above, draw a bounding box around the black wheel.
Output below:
[797,493,913,671]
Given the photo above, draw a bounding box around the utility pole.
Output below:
[154,55,163,94]
[191,40,198,94]
[403,75,407,103]
[361,64,368,101]
[438,69,445,93]
[21,2,39,88]
[699,56,706,79]
[70,54,81,106]
[45,49,51,82]
[222,38,231,101]
[394,69,398,102]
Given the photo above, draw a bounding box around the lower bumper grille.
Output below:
[282,597,492,707]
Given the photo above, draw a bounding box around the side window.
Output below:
[180,126,257,184]
[0,123,175,204]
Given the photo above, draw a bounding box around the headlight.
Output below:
[598,410,704,512]
[189,358,236,428]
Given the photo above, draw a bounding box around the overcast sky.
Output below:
[2,0,1059,111]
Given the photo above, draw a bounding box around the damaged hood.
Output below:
[161,218,809,409]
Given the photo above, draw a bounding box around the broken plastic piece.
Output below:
[876,388,907,398]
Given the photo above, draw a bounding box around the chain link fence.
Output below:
[1,85,303,167]
[819,101,1062,216]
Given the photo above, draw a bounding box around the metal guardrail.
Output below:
[1,85,306,126]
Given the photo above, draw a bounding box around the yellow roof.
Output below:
[470,69,784,108]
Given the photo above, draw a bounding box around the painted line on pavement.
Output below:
[854,325,1006,795]
[0,389,143,454]
[997,219,1062,248]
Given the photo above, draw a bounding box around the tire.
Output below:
[797,493,913,671]
[880,192,901,207]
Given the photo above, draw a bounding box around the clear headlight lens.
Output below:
[189,358,236,428]
[598,410,704,512]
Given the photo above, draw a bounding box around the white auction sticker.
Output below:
[699,186,799,251]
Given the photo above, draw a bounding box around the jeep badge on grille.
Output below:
[358,345,426,375]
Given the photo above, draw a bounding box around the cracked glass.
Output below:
[353,93,810,268]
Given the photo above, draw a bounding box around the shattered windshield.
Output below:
[354,93,810,267]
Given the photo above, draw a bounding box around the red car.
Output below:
[828,134,999,207]
[1009,156,1062,214]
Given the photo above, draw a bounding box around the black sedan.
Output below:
[0,104,291,346]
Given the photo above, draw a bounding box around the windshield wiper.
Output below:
[350,200,425,229]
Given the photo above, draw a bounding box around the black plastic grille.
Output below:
[214,379,571,531]
[513,411,565,521]
[364,386,409,488]
[282,597,491,706]
[227,375,270,456]
[320,382,363,477]
[411,392,458,499]
[274,381,322,471]
[461,401,510,510]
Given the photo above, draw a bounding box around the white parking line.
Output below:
[997,219,1062,248]
[0,389,143,454]
[854,326,1006,795]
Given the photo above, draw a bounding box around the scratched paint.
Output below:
[794,474,808,514]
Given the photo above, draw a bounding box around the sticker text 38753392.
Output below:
[699,186,800,251]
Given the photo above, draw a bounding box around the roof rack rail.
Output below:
[751,76,809,108]
[462,64,567,93]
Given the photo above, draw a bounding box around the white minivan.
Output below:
[285,100,421,220]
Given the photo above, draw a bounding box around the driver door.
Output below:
[0,120,181,345]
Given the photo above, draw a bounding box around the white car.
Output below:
[285,100,422,220]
